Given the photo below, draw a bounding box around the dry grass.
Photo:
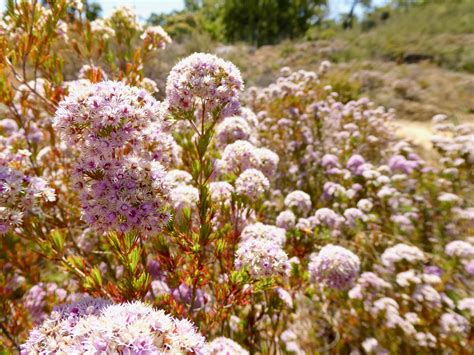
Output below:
[207,42,474,124]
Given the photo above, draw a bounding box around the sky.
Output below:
[1,0,391,21]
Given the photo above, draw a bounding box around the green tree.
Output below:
[85,1,102,21]
[221,0,327,46]
[342,0,372,29]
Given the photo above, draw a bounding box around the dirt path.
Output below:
[394,119,434,150]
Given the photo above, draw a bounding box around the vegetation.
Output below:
[0,1,472,353]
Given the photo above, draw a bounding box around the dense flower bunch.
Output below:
[166,53,244,120]
[235,237,289,279]
[21,298,207,354]
[208,337,249,354]
[308,244,360,290]
[240,223,286,245]
[53,81,171,236]
[380,243,426,270]
[215,115,254,148]
[141,25,172,50]
[73,156,171,235]
[235,168,270,200]
[220,140,279,177]
[284,190,312,215]
[105,5,142,33]
[0,166,55,234]
[53,81,161,152]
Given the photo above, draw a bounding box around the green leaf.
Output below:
[124,231,138,250]
[90,266,103,287]
[128,247,141,274]
[49,229,64,253]
[133,271,150,291]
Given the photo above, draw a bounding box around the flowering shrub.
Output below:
[0,2,473,353]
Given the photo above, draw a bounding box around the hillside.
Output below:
[148,1,473,130]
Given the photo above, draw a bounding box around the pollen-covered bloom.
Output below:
[235,238,289,279]
[309,244,360,290]
[284,190,312,215]
[208,337,249,355]
[21,299,207,354]
[235,169,269,200]
[166,53,243,120]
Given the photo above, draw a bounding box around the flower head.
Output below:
[235,169,269,200]
[284,190,312,215]
[54,81,162,155]
[208,337,248,355]
[22,299,206,354]
[381,243,425,270]
[240,222,286,246]
[309,244,360,290]
[166,53,243,120]
[235,238,289,279]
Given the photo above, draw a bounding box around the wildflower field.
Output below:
[0,1,473,354]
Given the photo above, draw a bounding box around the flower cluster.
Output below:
[141,25,172,50]
[308,244,360,290]
[21,298,206,354]
[215,115,253,148]
[0,166,55,234]
[54,81,172,236]
[235,237,289,279]
[166,53,244,121]
[221,140,278,177]
[208,337,249,354]
[235,168,269,200]
[381,243,426,270]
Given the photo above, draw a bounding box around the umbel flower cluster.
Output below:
[53,81,172,236]
[0,4,473,354]
[309,244,360,290]
[166,53,244,121]
[21,298,207,354]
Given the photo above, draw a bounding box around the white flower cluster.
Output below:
[381,243,425,270]
[235,234,289,279]
[21,299,207,354]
